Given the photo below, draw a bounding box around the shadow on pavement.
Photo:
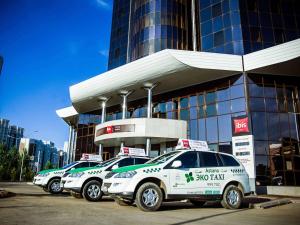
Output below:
[0,205,36,209]
[15,192,71,197]
[167,209,249,225]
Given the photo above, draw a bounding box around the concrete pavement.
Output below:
[0,182,299,225]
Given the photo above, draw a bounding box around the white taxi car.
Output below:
[33,160,101,194]
[102,140,251,211]
[61,148,150,202]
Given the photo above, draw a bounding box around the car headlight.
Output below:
[68,172,85,178]
[114,171,137,178]
[38,173,49,177]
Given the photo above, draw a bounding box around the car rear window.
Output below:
[199,152,220,167]
[219,154,240,167]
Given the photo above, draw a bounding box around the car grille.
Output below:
[62,172,69,177]
[105,172,116,179]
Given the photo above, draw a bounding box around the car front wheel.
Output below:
[221,185,243,209]
[135,182,163,212]
[48,179,63,194]
[83,180,103,202]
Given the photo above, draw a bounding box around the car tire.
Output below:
[83,180,103,202]
[190,199,206,207]
[70,191,83,199]
[48,179,63,194]
[221,185,243,209]
[135,182,163,212]
[115,198,134,206]
[42,187,49,192]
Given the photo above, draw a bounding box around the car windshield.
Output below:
[147,151,180,164]
[61,162,77,169]
[100,158,119,167]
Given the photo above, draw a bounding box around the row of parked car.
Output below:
[33,140,251,212]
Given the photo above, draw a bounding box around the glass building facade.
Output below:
[199,0,300,54]
[72,0,300,186]
[108,0,195,70]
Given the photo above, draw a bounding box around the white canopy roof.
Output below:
[57,39,300,125]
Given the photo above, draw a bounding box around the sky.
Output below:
[0,0,113,149]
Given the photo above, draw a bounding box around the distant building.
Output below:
[0,118,24,150]
[19,138,59,172]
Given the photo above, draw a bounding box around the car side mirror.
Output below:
[112,164,119,170]
[171,160,182,168]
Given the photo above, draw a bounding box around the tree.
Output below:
[0,144,34,181]
[44,160,54,170]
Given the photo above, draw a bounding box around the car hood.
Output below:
[112,164,159,173]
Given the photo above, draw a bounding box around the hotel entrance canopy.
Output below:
[57,38,300,126]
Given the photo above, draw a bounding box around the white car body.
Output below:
[33,161,100,191]
[61,156,149,194]
[102,149,251,204]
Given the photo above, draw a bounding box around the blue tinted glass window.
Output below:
[190,120,198,140]
[213,16,223,32]
[206,104,217,117]
[218,114,232,142]
[190,107,198,120]
[202,34,213,49]
[212,3,222,17]
[217,88,230,101]
[224,28,232,42]
[200,0,211,9]
[250,98,265,111]
[224,42,233,54]
[231,98,245,113]
[201,21,212,36]
[231,11,241,26]
[232,26,242,41]
[229,0,239,11]
[206,117,218,142]
[206,91,217,104]
[233,40,243,54]
[190,96,197,107]
[230,84,244,98]
[201,7,212,22]
[222,0,230,12]
[252,112,268,140]
[198,119,206,140]
[223,13,231,27]
[214,31,224,46]
[217,101,231,115]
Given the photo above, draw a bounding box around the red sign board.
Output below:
[233,117,250,134]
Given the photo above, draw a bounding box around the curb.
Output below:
[250,198,292,209]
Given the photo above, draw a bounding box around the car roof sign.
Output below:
[176,139,209,151]
[80,153,102,161]
[119,147,146,157]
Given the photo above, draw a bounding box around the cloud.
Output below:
[95,0,111,9]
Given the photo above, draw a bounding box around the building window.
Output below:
[212,3,222,18]
[214,31,224,47]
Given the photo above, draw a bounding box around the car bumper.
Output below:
[60,177,83,193]
[102,179,135,200]
[33,177,48,187]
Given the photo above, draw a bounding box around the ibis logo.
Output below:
[106,126,113,134]
[233,117,250,134]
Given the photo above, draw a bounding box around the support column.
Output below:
[72,129,77,162]
[98,97,110,161]
[67,125,73,164]
[143,83,158,156]
[119,90,133,149]
[191,0,197,51]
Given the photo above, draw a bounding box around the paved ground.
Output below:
[0,182,300,225]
